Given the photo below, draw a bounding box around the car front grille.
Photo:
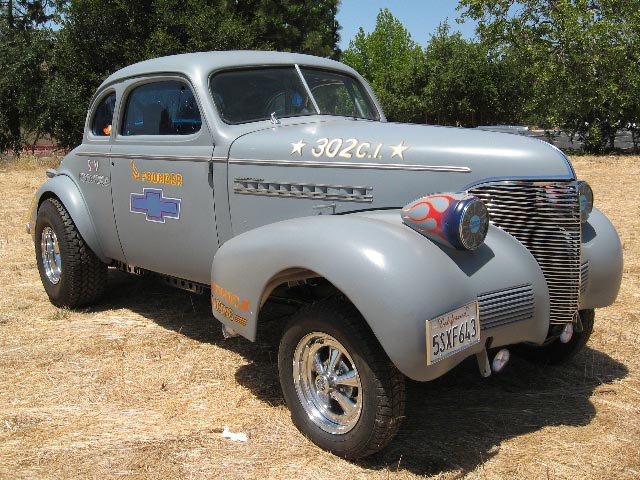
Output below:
[470,181,581,325]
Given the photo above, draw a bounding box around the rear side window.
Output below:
[121,80,202,136]
[91,92,116,136]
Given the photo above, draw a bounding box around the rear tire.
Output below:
[515,309,595,364]
[278,298,405,459]
[35,198,107,308]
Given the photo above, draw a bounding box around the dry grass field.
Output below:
[0,155,638,480]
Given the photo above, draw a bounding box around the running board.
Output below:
[113,261,207,295]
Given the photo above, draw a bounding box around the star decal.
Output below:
[389,141,410,160]
[290,139,307,156]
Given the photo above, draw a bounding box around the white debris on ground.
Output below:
[220,427,248,443]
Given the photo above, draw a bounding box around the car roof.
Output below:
[99,50,357,89]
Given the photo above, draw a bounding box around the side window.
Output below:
[91,92,116,137]
[121,80,202,136]
[210,68,315,124]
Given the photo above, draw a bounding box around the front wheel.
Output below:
[278,298,405,459]
[515,309,595,364]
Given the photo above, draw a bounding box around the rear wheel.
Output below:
[516,309,595,364]
[35,198,107,308]
[278,298,405,459]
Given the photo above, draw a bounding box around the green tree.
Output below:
[0,1,62,154]
[459,0,640,152]
[44,0,259,147]
[43,0,342,149]
[233,0,341,58]
[423,22,526,127]
[342,8,426,123]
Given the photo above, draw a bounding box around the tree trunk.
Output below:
[7,0,14,28]
[7,104,21,157]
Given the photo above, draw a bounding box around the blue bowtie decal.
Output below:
[130,188,181,223]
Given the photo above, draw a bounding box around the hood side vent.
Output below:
[233,179,373,202]
[478,284,535,331]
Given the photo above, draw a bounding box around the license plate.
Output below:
[426,302,480,365]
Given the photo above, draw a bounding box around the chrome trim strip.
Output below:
[463,175,575,190]
[76,152,107,158]
[235,179,373,189]
[233,188,373,202]
[229,158,471,172]
[77,152,212,162]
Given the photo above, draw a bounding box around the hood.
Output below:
[226,118,575,234]
[230,118,574,184]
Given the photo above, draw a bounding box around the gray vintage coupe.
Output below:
[28,51,623,458]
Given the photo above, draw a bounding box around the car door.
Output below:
[110,76,218,284]
[74,90,126,262]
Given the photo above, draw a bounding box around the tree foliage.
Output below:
[342,9,426,123]
[0,1,62,153]
[1,0,341,151]
[233,0,341,58]
[2,1,639,154]
[343,10,526,127]
[459,0,640,152]
[423,22,528,127]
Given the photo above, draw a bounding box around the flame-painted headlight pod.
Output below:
[401,193,490,251]
[577,180,593,222]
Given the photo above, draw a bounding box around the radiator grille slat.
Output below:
[580,261,589,295]
[478,284,535,330]
[471,181,581,325]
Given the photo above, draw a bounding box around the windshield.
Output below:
[299,68,378,120]
[210,66,378,124]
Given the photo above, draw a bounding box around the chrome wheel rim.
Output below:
[293,332,362,434]
[41,226,61,284]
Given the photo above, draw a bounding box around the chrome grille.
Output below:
[478,284,534,330]
[470,181,581,325]
[580,261,589,295]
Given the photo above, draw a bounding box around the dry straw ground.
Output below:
[0,155,638,480]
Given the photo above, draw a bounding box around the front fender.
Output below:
[30,175,108,263]
[580,207,623,309]
[211,212,549,381]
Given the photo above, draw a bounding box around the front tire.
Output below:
[35,198,107,308]
[278,298,405,459]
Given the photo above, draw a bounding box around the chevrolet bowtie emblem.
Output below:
[130,188,181,223]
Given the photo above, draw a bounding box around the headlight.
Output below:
[401,193,490,251]
[577,180,593,222]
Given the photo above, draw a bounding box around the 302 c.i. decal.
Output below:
[290,138,410,161]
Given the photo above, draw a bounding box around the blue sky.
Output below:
[336,0,477,49]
